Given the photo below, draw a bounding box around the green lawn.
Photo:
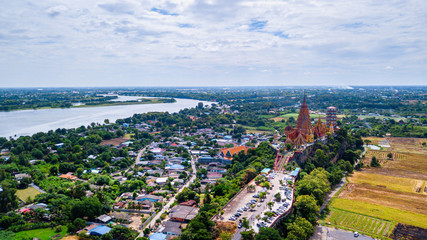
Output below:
[13,226,67,240]
[15,187,42,203]
[278,113,299,119]
[326,209,394,239]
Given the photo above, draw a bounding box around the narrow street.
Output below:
[138,154,198,237]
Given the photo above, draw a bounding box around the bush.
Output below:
[8,222,51,232]
[370,156,380,167]
[54,225,62,233]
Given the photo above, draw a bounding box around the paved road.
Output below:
[141,154,198,237]
[319,179,345,213]
[319,146,367,214]
[29,183,46,194]
[311,225,374,240]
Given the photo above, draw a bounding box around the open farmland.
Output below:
[328,137,427,238]
[326,208,394,238]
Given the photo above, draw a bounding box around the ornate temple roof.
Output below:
[295,94,313,137]
[313,115,327,138]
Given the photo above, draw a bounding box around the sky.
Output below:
[0,0,426,87]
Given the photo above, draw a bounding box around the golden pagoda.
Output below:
[285,93,314,145]
[312,115,327,138]
[328,123,335,134]
[295,94,314,143]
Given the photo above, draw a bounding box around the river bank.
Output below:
[0,98,213,138]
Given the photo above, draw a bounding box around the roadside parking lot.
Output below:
[218,172,288,233]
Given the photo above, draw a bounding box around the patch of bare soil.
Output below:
[390,223,427,240]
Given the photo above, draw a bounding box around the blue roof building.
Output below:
[290,168,301,178]
[89,226,111,236]
[198,155,231,165]
[260,168,271,175]
[150,233,167,240]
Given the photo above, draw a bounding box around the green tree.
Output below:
[370,156,380,167]
[255,227,283,240]
[241,229,255,240]
[49,166,58,176]
[0,184,18,212]
[286,217,313,240]
[294,195,319,225]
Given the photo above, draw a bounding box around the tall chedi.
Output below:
[295,94,314,143]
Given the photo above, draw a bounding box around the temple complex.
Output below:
[285,95,337,147]
[285,94,314,146]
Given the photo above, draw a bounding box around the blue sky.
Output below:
[0,0,426,87]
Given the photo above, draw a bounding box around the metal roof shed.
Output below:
[89,226,111,236]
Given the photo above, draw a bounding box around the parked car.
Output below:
[257,203,261,207]
[238,222,243,228]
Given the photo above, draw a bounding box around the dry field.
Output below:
[328,137,427,236]
[387,137,427,154]
[100,137,130,146]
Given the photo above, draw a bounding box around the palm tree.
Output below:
[247,184,256,193]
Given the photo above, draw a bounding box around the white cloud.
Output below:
[0,0,426,86]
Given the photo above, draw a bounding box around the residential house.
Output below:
[59,174,78,180]
[14,173,31,181]
[89,225,111,236]
[136,194,163,202]
[96,214,112,224]
[219,146,252,160]
[198,155,231,165]
[156,177,168,185]
[149,233,167,240]
[169,205,198,222]
[160,221,182,236]
[179,200,196,207]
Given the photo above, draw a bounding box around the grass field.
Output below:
[124,133,134,139]
[356,115,406,122]
[16,187,42,202]
[326,208,395,238]
[330,198,427,229]
[13,226,68,240]
[276,113,299,120]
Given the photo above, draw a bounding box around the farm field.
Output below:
[13,226,68,240]
[325,208,394,238]
[347,172,423,194]
[330,198,427,229]
[16,187,42,203]
[327,137,427,238]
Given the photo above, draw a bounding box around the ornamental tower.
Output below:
[326,106,337,127]
[295,94,314,143]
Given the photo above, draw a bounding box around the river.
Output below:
[0,98,213,138]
